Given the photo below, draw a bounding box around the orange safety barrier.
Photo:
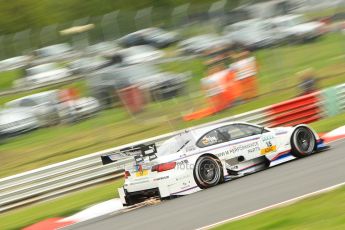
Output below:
[183,70,242,121]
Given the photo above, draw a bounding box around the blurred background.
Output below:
[0,0,344,182]
[0,0,345,229]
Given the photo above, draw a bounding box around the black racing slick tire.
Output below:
[291,127,316,158]
[194,155,223,189]
[124,194,144,206]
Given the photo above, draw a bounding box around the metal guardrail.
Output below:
[1,82,344,212]
[0,106,268,212]
[336,83,345,111]
[0,74,84,97]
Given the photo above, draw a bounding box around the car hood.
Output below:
[0,108,35,124]
[27,68,69,80]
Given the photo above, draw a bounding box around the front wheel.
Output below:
[194,155,223,189]
[291,127,316,158]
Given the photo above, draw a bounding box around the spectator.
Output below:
[230,50,258,100]
[298,68,317,96]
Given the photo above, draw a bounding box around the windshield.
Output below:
[146,28,164,37]
[157,134,192,156]
[99,65,159,82]
[276,16,305,28]
[288,16,304,26]
[123,46,155,56]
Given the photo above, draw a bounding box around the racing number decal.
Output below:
[260,141,277,155]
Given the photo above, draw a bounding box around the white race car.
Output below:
[102,122,329,206]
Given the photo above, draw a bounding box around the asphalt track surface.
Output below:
[66,139,345,230]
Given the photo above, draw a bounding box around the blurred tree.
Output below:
[0,0,246,34]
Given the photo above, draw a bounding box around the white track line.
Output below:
[197,181,345,230]
[197,136,345,230]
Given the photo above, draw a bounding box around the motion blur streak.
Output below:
[64,139,345,230]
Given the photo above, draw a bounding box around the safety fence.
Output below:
[0,82,344,212]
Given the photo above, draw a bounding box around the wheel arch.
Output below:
[292,124,320,142]
[194,153,226,182]
[196,153,224,169]
[290,125,317,157]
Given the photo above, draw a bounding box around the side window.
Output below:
[217,124,265,141]
[197,124,267,147]
[236,124,264,136]
[218,125,248,140]
[197,130,228,148]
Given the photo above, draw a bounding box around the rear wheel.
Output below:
[124,194,136,206]
[194,155,223,189]
[291,127,316,158]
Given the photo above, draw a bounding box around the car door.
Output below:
[196,124,263,162]
[258,128,278,157]
[219,124,263,160]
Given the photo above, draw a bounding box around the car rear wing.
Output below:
[101,143,157,165]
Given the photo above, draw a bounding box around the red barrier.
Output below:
[117,85,145,114]
[268,93,322,127]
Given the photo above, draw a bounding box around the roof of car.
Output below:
[187,121,261,142]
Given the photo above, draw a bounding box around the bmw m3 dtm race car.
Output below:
[101,121,329,206]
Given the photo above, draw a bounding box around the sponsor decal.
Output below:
[201,135,218,145]
[185,146,196,152]
[260,145,277,155]
[177,159,189,166]
[179,185,191,190]
[261,135,275,142]
[129,180,150,185]
[176,174,190,181]
[153,176,169,181]
[176,160,192,170]
[248,146,260,153]
[217,142,260,157]
[135,164,149,177]
[135,170,148,177]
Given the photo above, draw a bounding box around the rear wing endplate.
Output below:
[101,143,157,165]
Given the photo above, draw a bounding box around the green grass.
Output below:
[0,79,88,105]
[0,69,22,90]
[0,178,124,230]
[0,33,344,178]
[305,6,345,20]
[1,112,344,230]
[310,112,345,133]
[214,186,345,230]
[255,33,345,94]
